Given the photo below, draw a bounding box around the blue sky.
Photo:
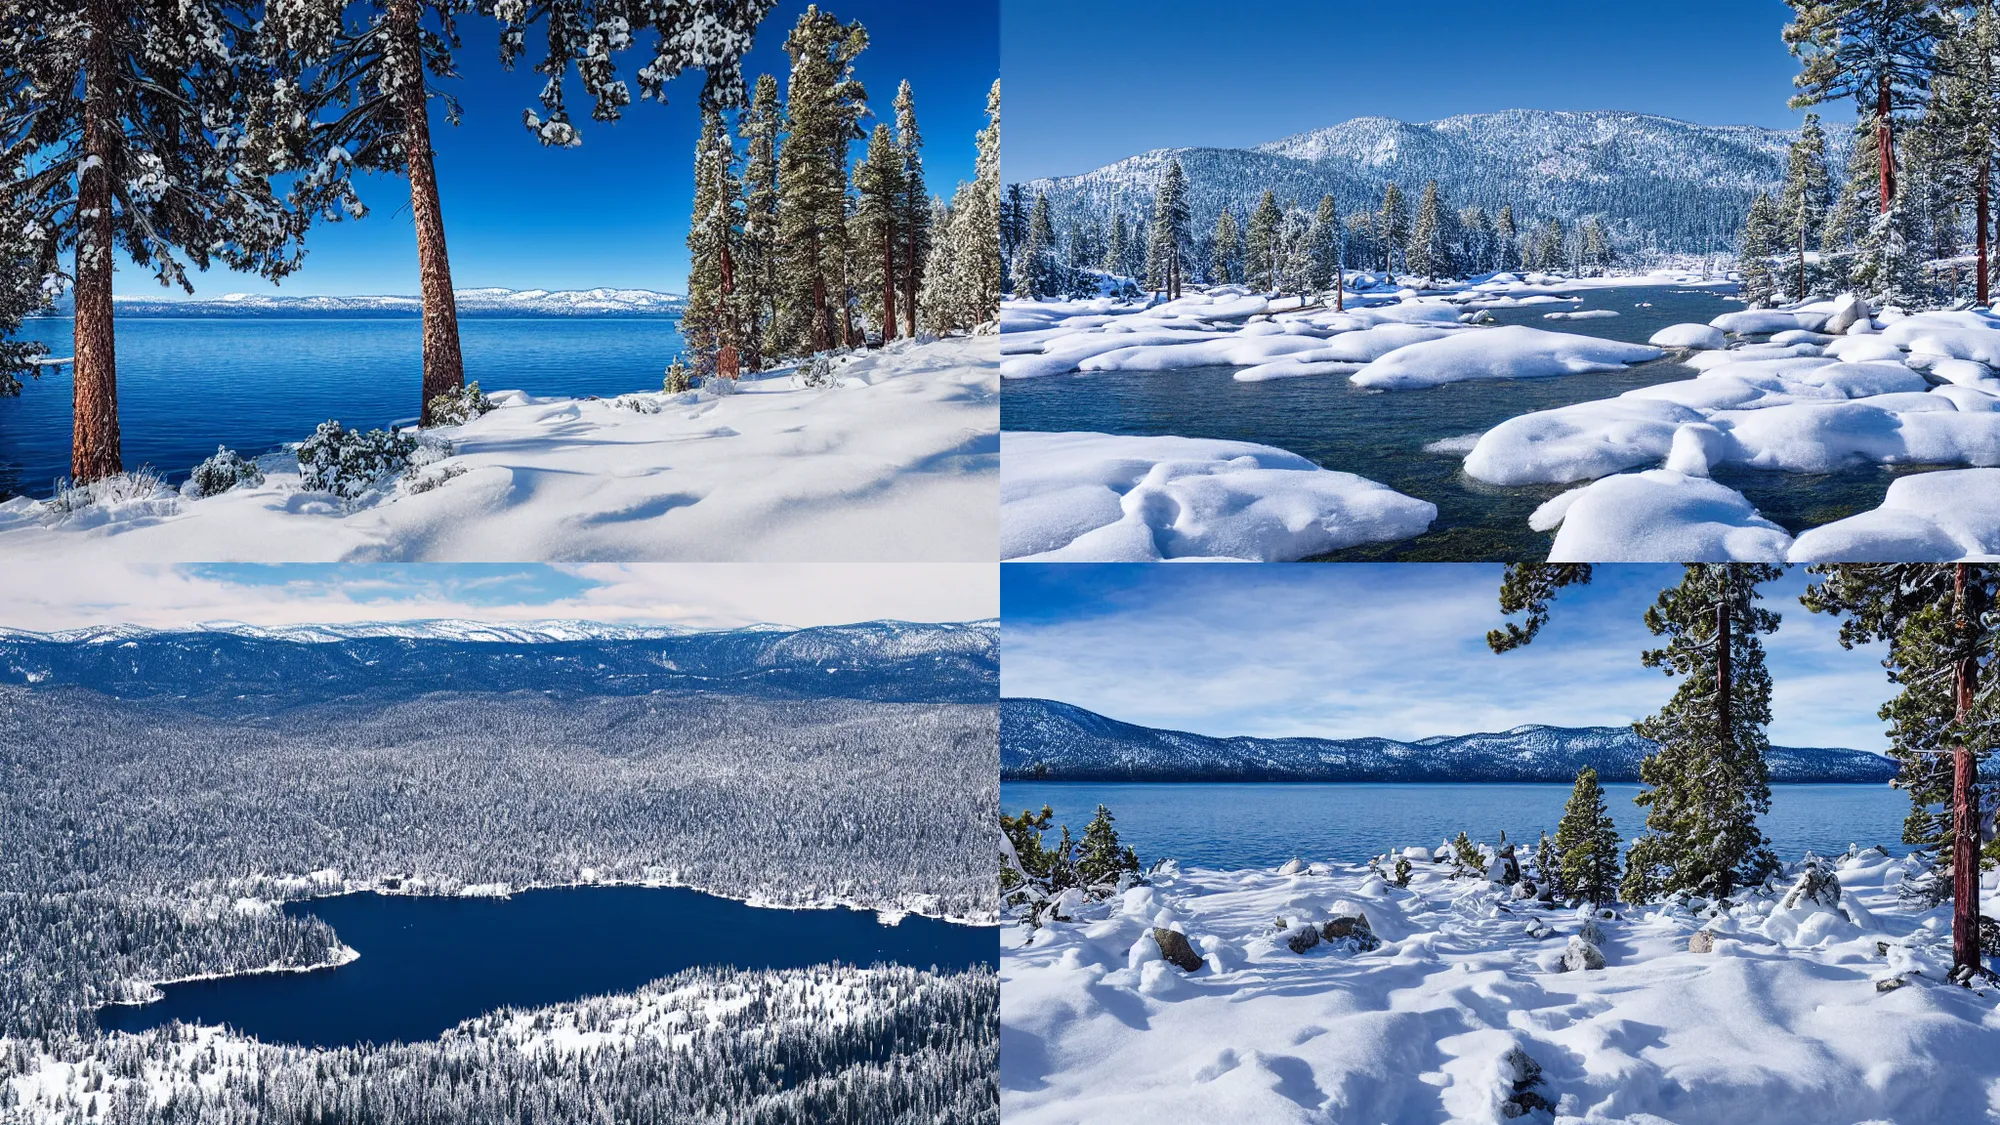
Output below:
[1002,564,1896,753]
[0,563,998,630]
[1003,0,1812,183]
[152,0,995,299]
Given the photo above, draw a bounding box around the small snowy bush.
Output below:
[700,372,738,397]
[297,421,420,502]
[44,468,173,515]
[182,446,264,499]
[403,463,467,495]
[795,353,837,389]
[614,394,662,414]
[663,357,694,394]
[424,381,492,427]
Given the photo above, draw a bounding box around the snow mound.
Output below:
[1350,325,1660,390]
[1650,323,1729,350]
[1789,469,2000,561]
[1543,469,1792,562]
[1711,308,1832,335]
[1000,431,1436,562]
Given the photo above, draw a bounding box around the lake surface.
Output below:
[98,884,997,1048]
[1002,285,1925,561]
[1000,781,1913,870]
[2,316,683,499]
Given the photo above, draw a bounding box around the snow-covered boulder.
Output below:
[1650,323,1729,350]
[1320,913,1380,951]
[1689,929,1717,954]
[1825,293,1872,335]
[1276,858,1306,876]
[1712,308,1832,335]
[1561,935,1607,972]
[1151,927,1204,972]
[1350,325,1661,390]
[1542,470,1792,562]
[1280,922,1322,954]
[1788,468,2000,561]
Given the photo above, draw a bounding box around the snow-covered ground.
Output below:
[0,336,997,562]
[1003,276,2000,561]
[1003,846,2000,1125]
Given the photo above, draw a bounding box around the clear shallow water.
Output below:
[2,316,683,499]
[98,885,997,1048]
[999,781,1912,870]
[1002,284,1925,561]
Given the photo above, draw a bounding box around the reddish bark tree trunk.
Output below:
[1877,75,1895,213]
[881,215,897,344]
[393,0,464,426]
[1953,563,1984,977]
[71,0,122,483]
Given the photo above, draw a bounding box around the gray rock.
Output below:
[1876,976,1907,993]
[1499,1045,1559,1119]
[1321,913,1382,951]
[1152,927,1204,972]
[1281,923,1322,954]
[1579,918,1607,947]
[1512,879,1538,900]
[1825,292,1871,335]
[1562,935,1606,972]
[1689,929,1715,954]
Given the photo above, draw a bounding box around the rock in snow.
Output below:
[1151,927,1204,972]
[1000,431,1436,561]
[1543,470,1792,563]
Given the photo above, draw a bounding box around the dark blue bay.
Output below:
[2,317,683,499]
[1000,780,1913,870]
[99,884,997,1048]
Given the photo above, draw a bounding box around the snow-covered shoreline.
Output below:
[1003,845,2000,1124]
[0,335,998,562]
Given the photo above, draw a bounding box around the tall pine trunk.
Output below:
[902,227,919,338]
[392,0,464,426]
[1979,163,1991,308]
[1953,563,1983,976]
[1877,76,1895,213]
[880,215,897,343]
[71,0,122,483]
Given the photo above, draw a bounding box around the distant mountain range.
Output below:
[1018,109,1855,255]
[38,287,684,318]
[1001,698,1895,784]
[0,621,997,705]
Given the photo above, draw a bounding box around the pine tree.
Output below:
[1803,564,1999,978]
[1406,180,1448,285]
[1274,205,1314,297]
[1308,194,1342,304]
[1932,5,2000,305]
[892,81,929,339]
[1579,216,1613,277]
[964,78,1003,327]
[1853,196,1928,308]
[1784,0,1944,213]
[1821,115,1884,290]
[1621,565,1785,905]
[1487,564,1596,653]
[917,197,959,332]
[1103,212,1130,278]
[1458,206,1493,278]
[1013,192,1057,300]
[1533,217,1566,273]
[1777,112,1834,301]
[685,108,747,376]
[1000,183,1027,272]
[1245,190,1282,292]
[774,6,868,354]
[1075,805,1141,887]
[1739,192,1782,308]
[1553,767,1622,905]
[1147,159,1190,299]
[0,150,51,398]
[3,0,316,481]
[1377,182,1410,274]
[1210,209,1243,285]
[852,122,906,343]
[1495,204,1521,272]
[737,73,783,370]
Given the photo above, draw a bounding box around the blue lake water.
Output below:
[98,885,997,1048]
[2,316,683,499]
[1001,284,1929,561]
[1000,781,1914,870]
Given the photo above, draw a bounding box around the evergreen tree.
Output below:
[773,6,868,353]
[1579,216,1613,276]
[1932,5,2000,305]
[964,78,1003,326]
[1784,0,1944,212]
[1245,189,1282,291]
[1000,182,1027,269]
[892,79,929,339]
[1377,182,1410,273]
[1210,208,1243,285]
[1013,192,1057,300]
[1553,767,1622,905]
[1406,180,1449,285]
[1103,212,1130,278]
[1533,217,1566,273]
[1075,805,1141,887]
[853,122,907,342]
[1308,194,1343,303]
[1273,205,1314,297]
[3,0,316,481]
[1821,115,1885,289]
[917,196,959,332]
[737,73,783,370]
[1534,831,1557,892]
[1777,112,1834,301]
[1853,195,1928,308]
[1739,192,1782,308]
[1147,159,1190,299]
[1458,206,1493,277]
[1495,204,1521,272]
[1487,564,1596,654]
[1803,564,2000,978]
[685,108,746,376]
[1621,565,1785,905]
[0,151,51,398]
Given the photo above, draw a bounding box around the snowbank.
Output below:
[1003,847,2000,1125]
[0,337,998,562]
[1539,470,1792,563]
[1000,431,1435,562]
[1349,326,1660,391]
[1790,469,2000,562]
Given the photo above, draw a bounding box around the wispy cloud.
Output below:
[0,562,997,631]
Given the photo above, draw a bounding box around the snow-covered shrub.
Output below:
[182,446,264,499]
[425,381,492,427]
[700,372,738,397]
[43,467,173,515]
[663,357,694,394]
[795,352,837,389]
[297,421,420,502]
[406,433,456,470]
[613,394,662,414]
[403,463,467,495]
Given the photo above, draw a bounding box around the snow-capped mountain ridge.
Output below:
[43,287,686,318]
[1001,698,1893,783]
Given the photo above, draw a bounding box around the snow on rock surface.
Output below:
[1000,432,1435,562]
[1650,322,1729,350]
[1789,469,2000,561]
[1350,325,1660,390]
[0,337,998,562]
[1002,848,2000,1125]
[1542,470,1793,562]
